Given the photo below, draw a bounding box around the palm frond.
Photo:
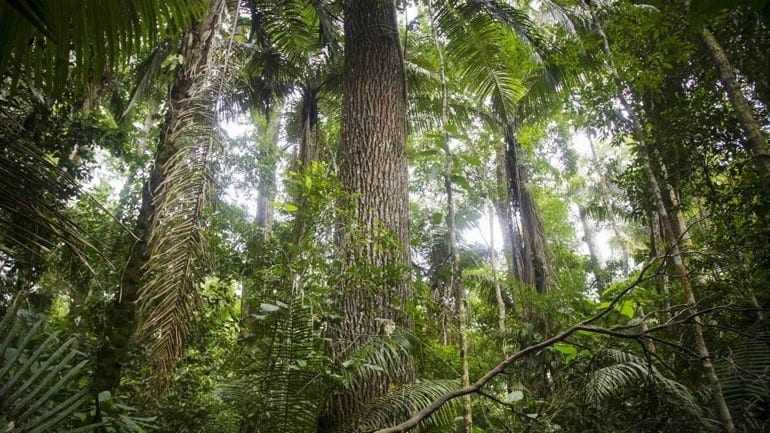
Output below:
[341,332,417,391]
[0,91,122,276]
[434,0,530,121]
[137,0,227,374]
[716,330,770,421]
[223,294,328,433]
[0,0,206,93]
[585,349,702,417]
[355,379,462,432]
[0,297,96,433]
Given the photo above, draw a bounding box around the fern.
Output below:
[341,332,417,391]
[225,295,328,433]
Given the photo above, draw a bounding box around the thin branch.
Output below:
[370,255,662,433]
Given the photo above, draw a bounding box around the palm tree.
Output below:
[94,0,227,395]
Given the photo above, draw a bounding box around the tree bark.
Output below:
[502,124,549,293]
[520,186,549,293]
[298,86,320,169]
[329,0,411,428]
[93,0,224,396]
[702,28,770,187]
[643,151,737,433]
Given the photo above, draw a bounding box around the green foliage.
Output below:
[0,0,204,93]
[0,298,93,432]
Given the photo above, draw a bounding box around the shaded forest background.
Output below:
[1,0,769,432]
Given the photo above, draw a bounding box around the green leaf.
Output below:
[450,174,470,191]
[554,342,577,362]
[280,203,299,213]
[618,300,635,319]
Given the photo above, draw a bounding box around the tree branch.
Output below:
[371,256,663,433]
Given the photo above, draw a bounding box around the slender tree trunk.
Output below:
[298,86,320,169]
[243,106,281,328]
[503,126,534,286]
[503,125,549,293]
[578,206,605,294]
[584,6,738,431]
[520,186,549,293]
[429,7,472,430]
[330,0,411,428]
[587,133,630,275]
[494,145,521,282]
[701,28,770,186]
[93,0,224,396]
[489,203,507,334]
[644,152,737,433]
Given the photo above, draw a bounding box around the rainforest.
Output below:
[1,0,769,432]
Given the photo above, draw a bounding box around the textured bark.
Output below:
[503,125,549,293]
[520,187,549,293]
[702,28,770,187]
[503,126,534,286]
[298,86,321,169]
[428,231,451,345]
[292,88,320,241]
[644,152,737,433]
[93,0,224,395]
[329,0,411,429]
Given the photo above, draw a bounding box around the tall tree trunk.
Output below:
[520,186,549,293]
[502,124,549,293]
[578,206,605,294]
[587,133,630,276]
[293,87,320,240]
[503,126,534,287]
[429,7,472,430]
[489,203,507,334]
[298,86,320,169]
[329,0,411,428]
[494,145,521,283]
[584,6,738,431]
[701,28,770,187]
[644,151,737,433]
[93,0,224,396]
